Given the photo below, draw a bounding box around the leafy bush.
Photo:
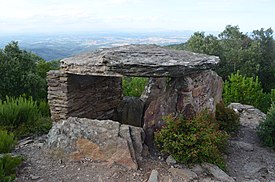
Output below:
[0,154,23,182]
[122,77,148,97]
[257,104,275,149]
[0,130,17,154]
[155,111,228,169]
[215,102,240,134]
[223,71,270,113]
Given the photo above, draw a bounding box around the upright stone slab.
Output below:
[142,70,223,147]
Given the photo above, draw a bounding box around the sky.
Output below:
[0,0,274,34]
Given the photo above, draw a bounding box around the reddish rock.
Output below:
[143,70,223,148]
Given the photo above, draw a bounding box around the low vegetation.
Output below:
[0,154,23,182]
[155,111,229,169]
[0,130,17,154]
[122,77,148,97]
[223,71,274,113]
[0,96,52,138]
[215,102,240,135]
[258,104,275,149]
[0,129,23,182]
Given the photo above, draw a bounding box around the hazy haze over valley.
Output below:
[0,31,196,61]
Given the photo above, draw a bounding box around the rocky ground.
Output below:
[13,103,275,182]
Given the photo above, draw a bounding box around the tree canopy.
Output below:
[0,41,59,101]
[170,25,275,92]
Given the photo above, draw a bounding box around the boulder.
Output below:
[143,70,223,147]
[228,103,266,129]
[47,117,146,170]
[114,96,144,127]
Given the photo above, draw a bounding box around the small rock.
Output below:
[166,155,177,165]
[191,164,204,175]
[147,169,159,182]
[231,141,254,151]
[202,163,235,182]
[30,175,40,180]
[19,139,34,146]
[162,176,173,182]
[244,162,266,174]
[168,167,198,181]
[244,180,261,182]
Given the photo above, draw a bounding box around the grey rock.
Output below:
[166,155,177,165]
[244,162,266,174]
[147,169,159,182]
[60,44,220,77]
[30,174,40,180]
[202,163,235,182]
[244,180,261,182]
[114,96,144,127]
[191,164,205,176]
[47,117,146,170]
[168,167,198,181]
[228,103,266,129]
[230,141,254,151]
[128,125,146,160]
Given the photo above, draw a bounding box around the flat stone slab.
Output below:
[60,44,220,77]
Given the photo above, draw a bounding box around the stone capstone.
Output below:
[143,70,223,147]
[113,96,144,127]
[47,117,146,170]
[60,44,220,77]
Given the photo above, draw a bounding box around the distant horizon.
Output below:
[1,0,274,35]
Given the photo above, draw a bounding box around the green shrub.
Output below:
[122,77,148,97]
[257,104,275,149]
[0,130,17,154]
[0,96,40,129]
[0,154,23,182]
[155,111,228,169]
[38,100,50,117]
[14,117,52,138]
[270,89,275,103]
[0,96,52,138]
[215,102,240,134]
[223,71,269,113]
